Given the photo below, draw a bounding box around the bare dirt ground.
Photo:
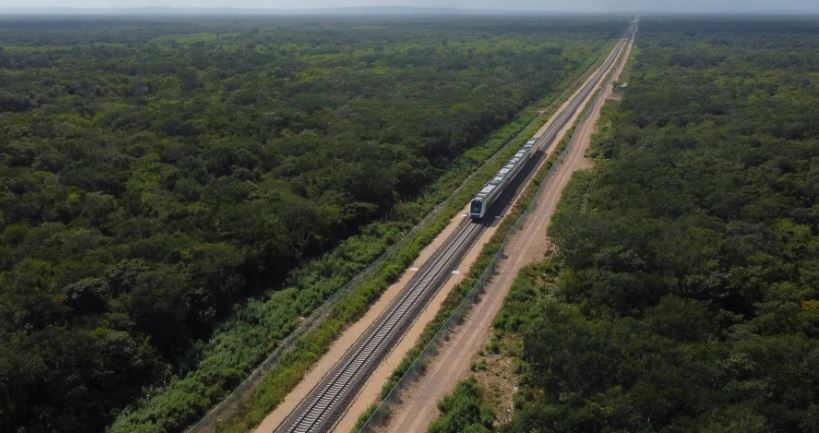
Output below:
[472,339,521,426]
[252,37,630,433]
[375,36,634,433]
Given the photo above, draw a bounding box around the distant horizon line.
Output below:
[1,6,818,16]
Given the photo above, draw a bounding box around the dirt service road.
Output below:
[376,24,636,433]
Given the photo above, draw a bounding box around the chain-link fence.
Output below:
[354,67,609,433]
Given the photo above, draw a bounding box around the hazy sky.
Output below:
[2,0,818,12]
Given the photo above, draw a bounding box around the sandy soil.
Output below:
[375,35,634,433]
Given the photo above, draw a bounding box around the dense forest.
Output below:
[477,18,819,433]
[0,15,624,433]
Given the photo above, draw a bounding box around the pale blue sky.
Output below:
[1,0,817,12]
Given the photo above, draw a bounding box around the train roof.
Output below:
[480,184,496,195]
[471,136,535,203]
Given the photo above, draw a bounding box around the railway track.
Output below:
[276,220,483,433]
[273,20,637,433]
[532,22,636,152]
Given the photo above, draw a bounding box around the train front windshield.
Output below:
[470,200,483,217]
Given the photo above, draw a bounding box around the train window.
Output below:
[470,200,483,215]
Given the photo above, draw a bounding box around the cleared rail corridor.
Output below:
[272,20,638,433]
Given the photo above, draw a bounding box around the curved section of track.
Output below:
[273,20,637,433]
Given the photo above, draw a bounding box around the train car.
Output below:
[469,138,538,220]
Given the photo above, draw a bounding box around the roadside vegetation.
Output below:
[428,378,495,433]
[431,17,819,433]
[0,15,626,433]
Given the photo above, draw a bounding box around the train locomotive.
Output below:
[469,137,539,220]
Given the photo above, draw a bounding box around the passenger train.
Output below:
[468,19,637,221]
[469,137,539,220]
